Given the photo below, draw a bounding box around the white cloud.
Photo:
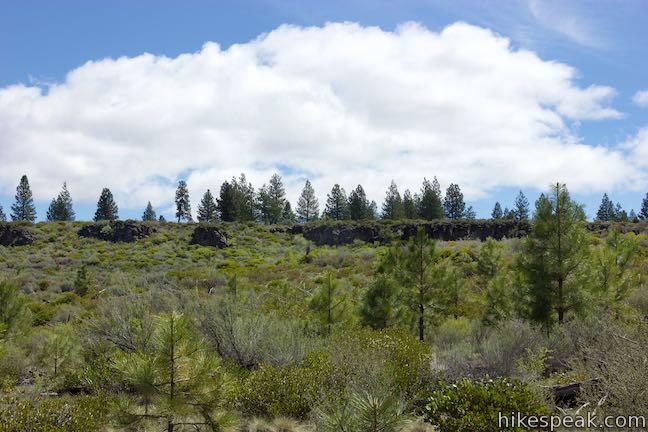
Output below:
[0,21,642,217]
[633,90,648,107]
[527,0,603,48]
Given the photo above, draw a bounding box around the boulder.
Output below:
[78,221,154,242]
[190,226,229,248]
[0,224,34,246]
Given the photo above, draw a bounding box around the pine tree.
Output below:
[309,271,348,336]
[232,174,257,222]
[514,191,530,221]
[368,201,378,220]
[596,193,615,221]
[74,265,93,297]
[142,202,157,221]
[10,175,36,222]
[0,204,6,222]
[282,201,296,223]
[417,178,444,220]
[443,183,465,219]
[159,215,166,222]
[519,183,588,325]
[46,182,75,221]
[614,202,628,222]
[217,180,237,222]
[0,280,31,337]
[114,312,231,431]
[258,173,286,224]
[348,184,371,220]
[629,209,637,222]
[491,202,503,219]
[464,206,476,220]
[296,180,319,223]
[174,180,192,223]
[402,189,418,219]
[324,184,350,220]
[640,193,648,220]
[94,188,119,221]
[360,274,397,330]
[382,180,404,220]
[197,189,218,223]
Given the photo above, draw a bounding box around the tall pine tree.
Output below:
[640,192,648,220]
[296,180,319,223]
[596,193,615,221]
[142,201,157,221]
[417,178,444,220]
[257,173,286,224]
[348,184,372,220]
[174,180,192,223]
[281,201,296,223]
[197,189,218,223]
[232,174,256,221]
[0,204,5,222]
[382,180,404,220]
[94,188,119,221]
[324,184,350,220]
[10,175,36,222]
[217,180,236,222]
[443,183,465,219]
[491,202,503,219]
[402,189,418,219]
[514,191,530,221]
[46,182,75,221]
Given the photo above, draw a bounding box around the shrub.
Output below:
[424,378,549,432]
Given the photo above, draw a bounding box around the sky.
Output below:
[1,0,647,221]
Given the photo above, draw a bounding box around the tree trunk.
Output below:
[418,303,425,342]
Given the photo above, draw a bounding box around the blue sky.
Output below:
[1,0,647,220]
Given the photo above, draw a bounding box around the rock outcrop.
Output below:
[0,224,35,246]
[190,226,229,248]
[287,220,531,246]
[78,221,154,242]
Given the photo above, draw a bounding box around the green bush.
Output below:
[424,378,548,432]
[234,350,343,419]
[0,395,109,432]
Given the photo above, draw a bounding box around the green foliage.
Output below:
[417,177,444,220]
[0,395,109,432]
[309,271,350,335]
[443,183,465,220]
[114,311,229,431]
[142,201,157,221]
[198,188,219,223]
[596,193,616,221]
[425,378,548,432]
[94,187,119,221]
[73,265,93,297]
[382,181,404,220]
[348,184,373,220]
[174,180,192,223]
[324,184,350,220]
[0,204,6,221]
[296,179,319,222]
[46,182,75,221]
[258,173,287,224]
[10,174,36,222]
[0,280,31,337]
[514,191,529,221]
[491,202,503,219]
[640,192,648,220]
[234,350,341,419]
[360,274,398,330]
[37,325,81,380]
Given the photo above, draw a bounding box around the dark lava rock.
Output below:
[300,224,382,246]
[0,224,34,246]
[190,226,229,248]
[78,221,154,242]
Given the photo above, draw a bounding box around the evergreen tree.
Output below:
[217,180,237,222]
[0,204,6,222]
[10,175,36,222]
[503,207,516,219]
[296,180,319,223]
[443,183,465,219]
[640,192,648,220]
[309,271,348,336]
[382,180,404,220]
[360,274,397,330]
[348,184,372,220]
[0,280,31,337]
[514,191,530,221]
[74,265,93,297]
[402,189,418,219]
[596,193,615,221]
[258,173,286,224]
[417,178,444,220]
[38,326,79,378]
[519,183,588,325]
[281,201,296,223]
[614,202,627,222]
[368,201,378,220]
[464,206,476,220]
[142,202,157,221]
[324,184,350,220]
[432,176,442,201]
[232,174,257,222]
[158,215,166,222]
[382,228,443,342]
[114,312,230,432]
[629,209,637,222]
[94,188,119,221]
[46,182,75,221]
[197,189,218,223]
[491,202,503,219]
[174,180,192,223]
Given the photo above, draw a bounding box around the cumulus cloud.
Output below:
[0,21,642,216]
[633,90,648,107]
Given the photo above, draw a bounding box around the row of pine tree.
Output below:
[2,173,648,223]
